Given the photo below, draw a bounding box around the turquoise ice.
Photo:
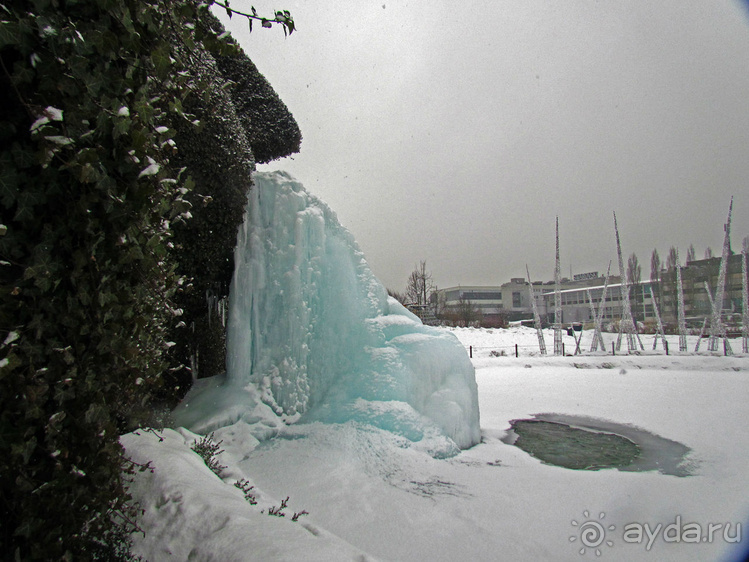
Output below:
[174,171,480,454]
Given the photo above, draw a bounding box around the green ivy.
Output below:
[0,0,292,557]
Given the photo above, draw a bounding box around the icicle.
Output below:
[206,289,215,328]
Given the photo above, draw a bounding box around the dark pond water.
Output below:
[503,414,694,476]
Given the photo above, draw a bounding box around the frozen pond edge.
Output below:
[503,412,695,477]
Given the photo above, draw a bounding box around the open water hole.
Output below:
[502,413,694,476]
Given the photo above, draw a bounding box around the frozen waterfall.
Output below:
[173,171,480,453]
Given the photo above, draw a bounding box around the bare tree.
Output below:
[664,246,680,321]
[704,247,714,259]
[650,249,661,283]
[387,288,408,305]
[650,248,662,313]
[405,260,434,307]
[431,286,447,318]
[627,253,642,321]
[455,294,481,327]
[686,244,696,264]
[666,246,679,270]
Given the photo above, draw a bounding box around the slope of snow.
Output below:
[125,326,749,561]
[123,427,372,561]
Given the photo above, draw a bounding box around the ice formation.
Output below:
[174,171,480,453]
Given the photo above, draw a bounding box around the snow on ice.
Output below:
[125,325,749,561]
[125,172,749,561]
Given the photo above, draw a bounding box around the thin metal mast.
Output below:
[588,261,611,353]
[587,289,599,351]
[695,316,709,353]
[742,246,748,354]
[676,255,688,352]
[526,265,546,355]
[649,285,667,351]
[554,217,563,355]
[613,212,643,352]
[708,198,733,353]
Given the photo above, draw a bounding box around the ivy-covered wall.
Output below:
[0,1,299,557]
[167,13,301,396]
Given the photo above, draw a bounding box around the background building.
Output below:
[435,255,747,330]
[439,285,504,325]
[659,254,745,331]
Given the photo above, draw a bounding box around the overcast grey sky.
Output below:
[218,1,749,291]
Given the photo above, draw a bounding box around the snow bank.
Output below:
[130,327,749,561]
[122,428,373,561]
[174,171,480,451]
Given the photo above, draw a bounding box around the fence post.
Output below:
[469,345,472,359]
[665,340,669,356]
[612,342,615,356]
[515,344,518,358]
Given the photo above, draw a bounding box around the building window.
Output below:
[512,292,522,308]
[463,291,503,300]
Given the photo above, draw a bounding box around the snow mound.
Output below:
[122,428,374,561]
[174,171,480,452]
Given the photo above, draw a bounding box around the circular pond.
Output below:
[503,414,694,476]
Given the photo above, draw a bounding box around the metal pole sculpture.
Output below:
[696,281,730,353]
[554,217,563,356]
[708,198,733,353]
[676,255,688,352]
[526,265,547,355]
[588,261,611,353]
[649,285,667,351]
[613,212,644,352]
[742,246,748,354]
[704,280,715,315]
[695,316,708,353]
[587,289,599,352]
[573,326,584,355]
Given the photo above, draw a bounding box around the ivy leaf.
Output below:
[13,185,45,222]
[146,233,161,249]
[0,352,22,376]
[0,163,19,208]
[10,62,34,86]
[13,192,36,222]
[0,21,20,49]
[20,435,37,464]
[150,44,171,80]
[78,163,99,183]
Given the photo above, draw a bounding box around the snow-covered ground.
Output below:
[124,326,749,561]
